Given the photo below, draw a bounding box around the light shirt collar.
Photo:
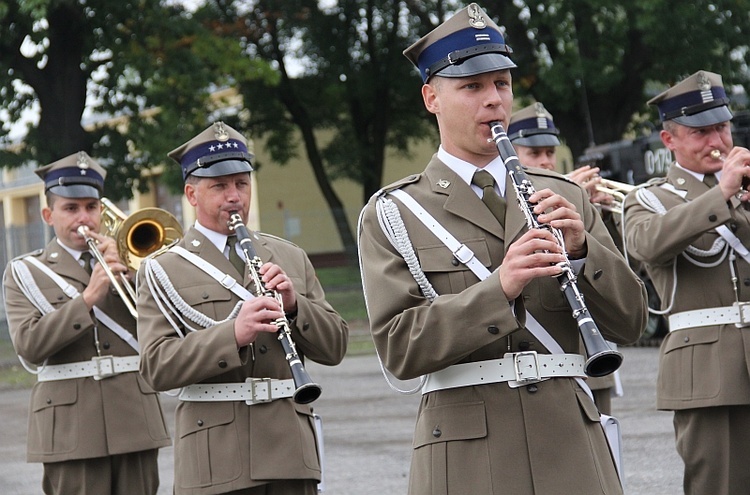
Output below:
[674,161,721,183]
[56,238,87,262]
[437,146,507,197]
[193,220,229,254]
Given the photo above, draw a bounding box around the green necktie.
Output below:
[226,235,245,276]
[472,169,506,223]
[80,252,93,276]
[703,173,718,188]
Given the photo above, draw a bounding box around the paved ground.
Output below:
[0,346,682,494]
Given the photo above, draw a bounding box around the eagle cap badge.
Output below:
[467,3,487,29]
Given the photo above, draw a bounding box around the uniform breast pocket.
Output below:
[417,239,491,294]
[179,284,235,316]
[28,380,79,455]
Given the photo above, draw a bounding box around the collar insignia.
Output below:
[437,179,451,189]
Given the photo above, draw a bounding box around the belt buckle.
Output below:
[734,302,750,328]
[247,377,273,405]
[92,356,116,380]
[506,351,543,388]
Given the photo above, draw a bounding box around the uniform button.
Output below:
[708,214,717,222]
[218,360,227,368]
[103,342,110,350]
[684,336,690,343]
[730,222,738,232]
[744,278,750,287]
[451,258,460,266]
[197,420,204,426]
[527,384,538,393]
[593,269,603,280]
[487,325,499,335]
[303,323,310,331]
[518,341,530,351]
[73,323,81,330]
[432,427,442,438]
[57,296,64,301]
[259,345,268,354]
[46,398,52,404]
[202,292,209,300]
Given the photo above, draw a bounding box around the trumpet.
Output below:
[594,179,636,214]
[78,198,184,320]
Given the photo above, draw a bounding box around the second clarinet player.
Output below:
[137,122,348,495]
[357,4,647,494]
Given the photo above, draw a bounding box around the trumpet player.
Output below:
[509,102,621,415]
[623,70,750,495]
[136,122,348,495]
[2,152,170,495]
[358,4,646,494]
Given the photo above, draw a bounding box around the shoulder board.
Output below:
[256,231,299,249]
[524,167,572,182]
[646,176,668,186]
[10,248,44,262]
[375,174,422,197]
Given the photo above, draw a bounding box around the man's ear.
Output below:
[422,83,439,115]
[660,129,675,151]
[184,183,198,207]
[41,207,53,225]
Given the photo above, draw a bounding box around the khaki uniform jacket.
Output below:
[2,239,171,463]
[358,156,647,495]
[137,227,348,495]
[624,165,750,410]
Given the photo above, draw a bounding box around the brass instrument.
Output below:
[78,198,184,320]
[100,198,183,272]
[594,179,636,214]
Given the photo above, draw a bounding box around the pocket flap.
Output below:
[179,285,233,306]
[179,402,235,438]
[663,326,719,353]
[32,380,77,412]
[413,401,487,448]
[418,239,490,273]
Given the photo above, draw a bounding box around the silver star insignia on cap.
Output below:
[437,179,451,189]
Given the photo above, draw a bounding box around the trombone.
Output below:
[78,198,184,320]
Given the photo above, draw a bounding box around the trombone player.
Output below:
[2,152,170,495]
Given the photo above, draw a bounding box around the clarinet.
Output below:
[228,213,322,403]
[488,121,622,377]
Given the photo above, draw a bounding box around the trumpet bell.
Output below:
[117,208,183,270]
[100,198,183,272]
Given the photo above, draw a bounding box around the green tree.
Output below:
[486,0,750,158]
[0,0,274,198]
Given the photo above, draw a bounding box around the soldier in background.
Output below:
[624,70,750,494]
[2,152,170,494]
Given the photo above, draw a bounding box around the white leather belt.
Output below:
[668,302,750,331]
[422,352,587,394]
[179,378,295,405]
[37,355,140,382]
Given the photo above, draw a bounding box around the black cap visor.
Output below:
[672,105,733,127]
[433,53,516,80]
